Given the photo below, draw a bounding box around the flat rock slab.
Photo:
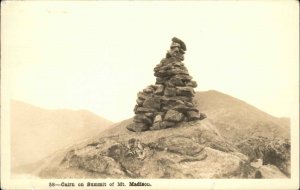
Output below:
[150,136,205,156]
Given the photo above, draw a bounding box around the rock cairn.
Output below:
[127,37,206,132]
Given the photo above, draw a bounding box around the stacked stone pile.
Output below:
[127,37,206,132]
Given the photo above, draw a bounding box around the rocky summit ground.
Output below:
[25,90,290,179]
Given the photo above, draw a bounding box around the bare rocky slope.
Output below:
[31,90,290,179]
[195,91,290,176]
[11,100,113,172]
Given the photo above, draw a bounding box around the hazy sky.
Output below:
[2,1,299,122]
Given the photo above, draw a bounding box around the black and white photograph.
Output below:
[1,1,299,189]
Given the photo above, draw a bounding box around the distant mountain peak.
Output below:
[11,100,113,169]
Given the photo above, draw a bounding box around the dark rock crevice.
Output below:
[236,136,290,176]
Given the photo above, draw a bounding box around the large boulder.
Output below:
[164,110,184,122]
[143,97,161,110]
[164,87,176,97]
[255,165,288,178]
[187,111,200,121]
[126,122,149,132]
[135,107,157,114]
[133,114,152,125]
[176,87,194,97]
[154,85,164,95]
[172,37,187,51]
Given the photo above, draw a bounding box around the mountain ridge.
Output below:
[195,90,289,142]
[11,100,114,169]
